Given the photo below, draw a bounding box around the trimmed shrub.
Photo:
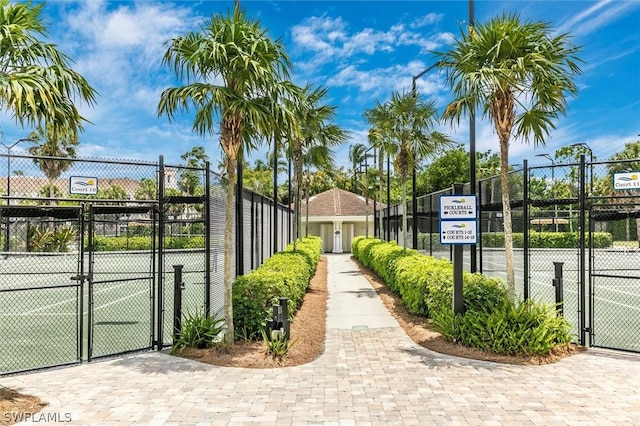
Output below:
[482,231,612,248]
[232,236,322,340]
[351,236,572,357]
[89,236,206,251]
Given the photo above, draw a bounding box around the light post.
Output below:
[468,0,477,272]
[535,153,558,232]
[358,146,374,238]
[1,138,31,253]
[569,143,593,196]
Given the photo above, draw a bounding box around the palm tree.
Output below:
[289,84,347,248]
[179,146,208,197]
[349,143,368,193]
[386,91,453,250]
[437,12,582,301]
[364,101,396,239]
[157,6,292,344]
[28,125,78,205]
[0,0,96,136]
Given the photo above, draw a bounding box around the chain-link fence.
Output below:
[0,153,293,375]
[379,154,640,352]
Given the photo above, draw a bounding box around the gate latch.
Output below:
[70,274,91,282]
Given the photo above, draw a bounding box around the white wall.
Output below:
[305,217,372,253]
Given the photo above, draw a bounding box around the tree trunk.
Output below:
[626,216,631,242]
[378,148,384,239]
[304,165,310,237]
[499,139,516,301]
[293,142,303,250]
[223,157,236,344]
[48,177,56,207]
[401,178,408,250]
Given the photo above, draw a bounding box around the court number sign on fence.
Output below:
[439,195,477,245]
[613,172,640,190]
[69,176,99,195]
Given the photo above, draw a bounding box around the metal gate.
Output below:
[589,206,640,352]
[86,204,158,360]
[0,205,84,374]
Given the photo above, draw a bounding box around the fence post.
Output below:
[157,156,165,351]
[250,192,255,271]
[477,180,483,274]
[579,154,587,346]
[173,264,184,344]
[204,162,211,317]
[552,262,564,315]
[236,160,244,277]
[453,183,465,315]
[428,194,433,256]
[523,159,529,301]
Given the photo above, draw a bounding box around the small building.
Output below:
[298,188,383,253]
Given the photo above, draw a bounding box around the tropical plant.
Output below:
[179,146,208,196]
[28,225,76,252]
[261,328,294,360]
[365,101,396,239]
[437,12,582,300]
[349,143,368,193]
[37,183,62,200]
[289,84,348,248]
[157,6,292,344]
[28,124,78,204]
[0,1,97,136]
[386,90,453,249]
[172,309,225,353]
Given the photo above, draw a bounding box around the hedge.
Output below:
[351,236,572,356]
[481,231,612,248]
[89,236,205,251]
[232,236,322,340]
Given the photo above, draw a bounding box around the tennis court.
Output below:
[0,250,215,374]
[474,248,640,352]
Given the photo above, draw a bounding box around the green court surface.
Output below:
[474,248,640,352]
[0,251,213,374]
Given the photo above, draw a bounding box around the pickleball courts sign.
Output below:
[439,195,477,245]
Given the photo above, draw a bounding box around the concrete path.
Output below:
[3,253,640,425]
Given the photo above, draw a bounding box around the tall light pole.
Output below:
[569,143,593,196]
[535,153,558,232]
[468,0,477,272]
[358,146,374,238]
[1,138,31,253]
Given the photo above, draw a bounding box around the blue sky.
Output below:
[2,0,639,173]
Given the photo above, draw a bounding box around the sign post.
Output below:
[440,184,477,314]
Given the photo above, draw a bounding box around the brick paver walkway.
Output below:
[3,254,640,425]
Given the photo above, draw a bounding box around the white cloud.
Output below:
[291,12,451,64]
[556,0,639,38]
[410,13,443,29]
